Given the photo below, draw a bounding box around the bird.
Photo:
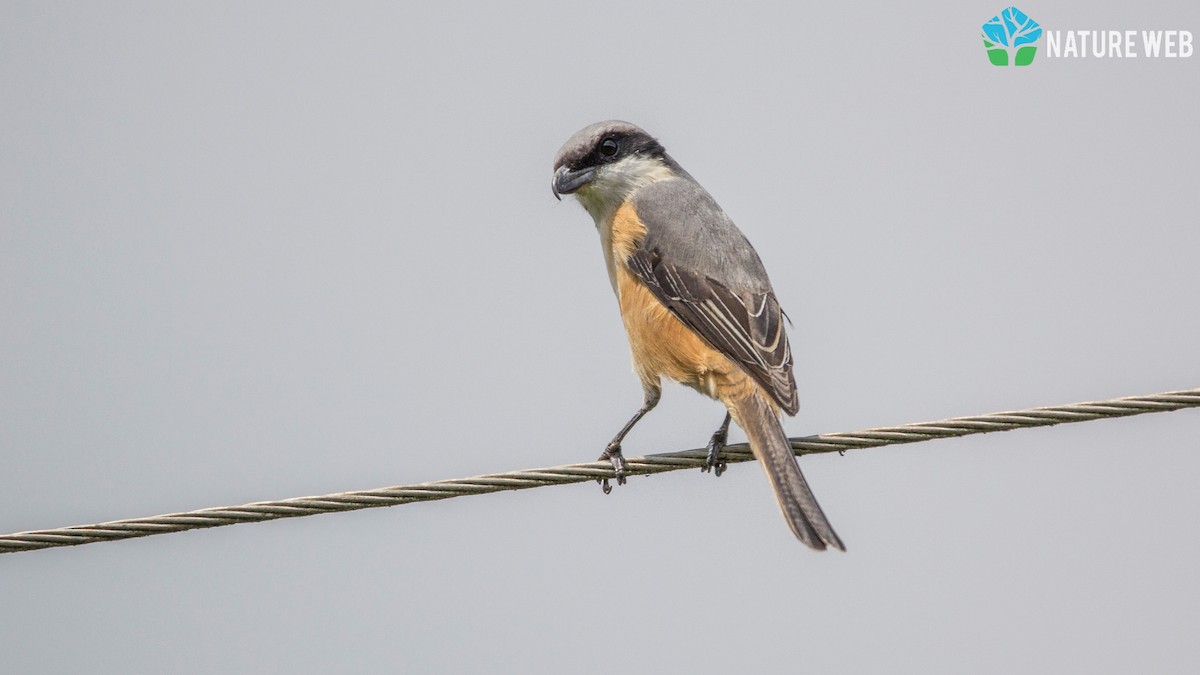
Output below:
[551,121,844,551]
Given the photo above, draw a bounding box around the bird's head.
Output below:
[552,120,680,218]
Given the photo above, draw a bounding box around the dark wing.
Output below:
[628,179,798,414]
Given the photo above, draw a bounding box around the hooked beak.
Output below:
[552,165,595,201]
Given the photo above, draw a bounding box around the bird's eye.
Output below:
[599,138,619,158]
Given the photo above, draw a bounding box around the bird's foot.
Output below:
[597,443,628,494]
[701,429,728,477]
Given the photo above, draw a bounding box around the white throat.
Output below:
[573,154,675,225]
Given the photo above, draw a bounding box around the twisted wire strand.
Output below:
[2,388,1196,555]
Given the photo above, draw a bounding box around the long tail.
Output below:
[731,393,845,551]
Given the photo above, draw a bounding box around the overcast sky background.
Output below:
[2,2,1198,673]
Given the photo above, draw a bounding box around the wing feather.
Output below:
[626,178,799,414]
[627,247,799,415]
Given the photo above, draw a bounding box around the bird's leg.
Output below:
[702,412,732,477]
[598,387,660,494]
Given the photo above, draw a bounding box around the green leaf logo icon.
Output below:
[982,7,1042,66]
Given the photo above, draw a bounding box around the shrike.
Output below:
[552,120,843,550]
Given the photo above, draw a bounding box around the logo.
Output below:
[982,7,1042,66]
[981,6,1194,64]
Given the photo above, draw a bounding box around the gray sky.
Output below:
[2,2,1198,673]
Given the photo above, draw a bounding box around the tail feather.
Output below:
[732,394,845,551]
